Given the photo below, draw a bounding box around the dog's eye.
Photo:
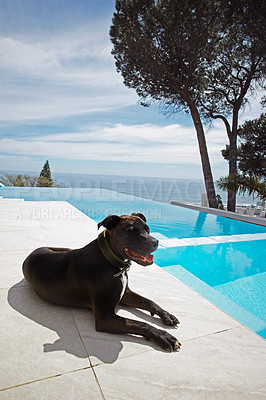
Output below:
[128,225,138,233]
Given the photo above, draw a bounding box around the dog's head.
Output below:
[98,213,158,266]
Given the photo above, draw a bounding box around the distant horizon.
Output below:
[1,168,204,182]
[0,168,259,206]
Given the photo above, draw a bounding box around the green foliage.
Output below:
[218,113,266,202]
[217,174,266,200]
[0,173,38,187]
[261,95,266,109]
[237,114,266,178]
[221,114,266,178]
[216,194,225,210]
[0,161,56,187]
[37,176,54,187]
[225,0,266,65]
[201,0,265,119]
[110,0,221,113]
[111,1,265,118]
[0,172,56,187]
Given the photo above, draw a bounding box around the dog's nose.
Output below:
[151,237,159,250]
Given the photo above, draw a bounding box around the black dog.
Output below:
[22,213,181,351]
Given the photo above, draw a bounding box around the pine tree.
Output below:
[39,160,51,179]
[38,160,54,187]
[110,1,224,208]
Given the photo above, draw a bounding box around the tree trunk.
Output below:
[227,110,238,212]
[188,101,218,209]
[227,135,237,212]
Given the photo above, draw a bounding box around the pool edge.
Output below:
[171,201,266,227]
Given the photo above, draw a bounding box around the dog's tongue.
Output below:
[125,248,154,264]
[144,254,154,263]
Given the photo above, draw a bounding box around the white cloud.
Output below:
[0,21,113,79]
[0,122,228,166]
[0,22,138,122]
[0,35,120,87]
[37,123,192,143]
[0,92,136,122]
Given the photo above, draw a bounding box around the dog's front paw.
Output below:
[151,329,181,352]
[160,310,179,326]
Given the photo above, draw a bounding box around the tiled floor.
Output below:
[0,199,265,399]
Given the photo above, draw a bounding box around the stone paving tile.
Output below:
[93,327,266,400]
[0,250,29,288]
[72,307,154,366]
[0,229,46,252]
[41,228,97,249]
[0,219,41,231]
[0,368,103,400]
[0,286,90,391]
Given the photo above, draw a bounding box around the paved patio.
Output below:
[0,198,265,399]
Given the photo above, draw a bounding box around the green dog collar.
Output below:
[98,229,131,277]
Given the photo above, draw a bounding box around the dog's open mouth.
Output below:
[124,248,154,265]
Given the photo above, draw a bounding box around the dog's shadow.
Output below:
[8,280,175,364]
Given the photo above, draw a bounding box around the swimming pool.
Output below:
[1,186,266,339]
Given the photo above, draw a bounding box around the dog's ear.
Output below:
[98,215,121,230]
[131,213,146,223]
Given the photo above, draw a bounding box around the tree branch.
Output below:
[210,113,231,136]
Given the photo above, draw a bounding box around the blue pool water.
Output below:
[1,186,266,338]
[156,240,266,287]
[1,187,265,238]
[157,241,266,339]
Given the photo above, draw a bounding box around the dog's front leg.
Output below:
[121,287,179,326]
[95,312,180,352]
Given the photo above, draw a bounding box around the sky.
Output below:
[0,0,263,181]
